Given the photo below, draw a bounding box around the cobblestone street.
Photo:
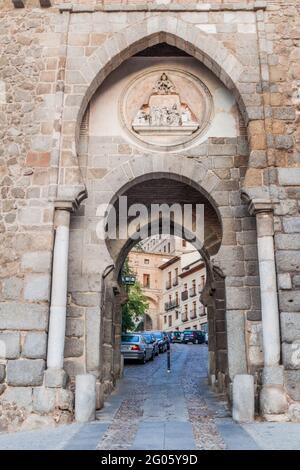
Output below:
[1,343,300,450]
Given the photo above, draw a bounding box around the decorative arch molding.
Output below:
[58,15,258,201]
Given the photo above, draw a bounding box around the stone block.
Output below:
[2,277,23,300]
[262,366,284,386]
[0,364,6,383]
[44,368,67,388]
[279,291,300,311]
[6,359,45,386]
[260,386,288,415]
[288,404,300,423]
[71,292,100,307]
[232,374,254,423]
[75,374,96,423]
[0,303,48,331]
[22,332,47,359]
[278,168,300,186]
[56,388,73,411]
[33,387,56,414]
[278,273,292,290]
[0,333,20,359]
[276,251,300,273]
[21,251,52,273]
[226,287,251,310]
[282,341,300,369]
[64,338,84,358]
[86,307,101,371]
[283,217,300,234]
[2,386,33,409]
[226,310,247,379]
[24,274,50,301]
[66,318,84,337]
[275,234,300,250]
[285,370,300,400]
[18,207,41,225]
[281,312,300,342]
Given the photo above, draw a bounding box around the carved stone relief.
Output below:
[120,68,213,150]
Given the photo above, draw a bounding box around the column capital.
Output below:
[248,198,273,216]
[54,199,78,213]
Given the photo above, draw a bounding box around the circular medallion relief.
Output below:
[119,68,213,150]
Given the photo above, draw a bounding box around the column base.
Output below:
[232,374,255,423]
[260,385,288,416]
[44,368,67,388]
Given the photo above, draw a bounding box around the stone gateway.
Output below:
[0,0,300,428]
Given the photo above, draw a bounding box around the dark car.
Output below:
[149,331,168,353]
[182,330,206,344]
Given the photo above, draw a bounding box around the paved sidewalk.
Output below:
[0,344,300,450]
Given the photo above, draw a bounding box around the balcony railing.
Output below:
[181,290,188,301]
[166,280,172,290]
[190,309,197,319]
[173,277,179,286]
[189,287,197,297]
[164,299,179,311]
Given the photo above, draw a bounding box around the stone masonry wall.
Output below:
[0,1,299,423]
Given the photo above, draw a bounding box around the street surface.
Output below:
[1,344,300,450]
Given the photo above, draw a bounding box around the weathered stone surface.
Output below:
[282,217,300,233]
[260,386,288,415]
[44,368,67,388]
[2,386,33,410]
[285,370,300,400]
[282,342,300,369]
[22,332,47,359]
[56,388,73,412]
[226,287,251,310]
[66,318,84,337]
[75,374,96,423]
[281,312,300,342]
[6,359,45,386]
[33,387,56,414]
[232,374,254,423]
[278,168,300,186]
[21,251,52,273]
[24,274,50,301]
[2,277,23,300]
[0,364,5,383]
[276,252,300,273]
[278,273,292,290]
[0,303,48,330]
[64,337,84,358]
[21,414,55,431]
[288,404,300,423]
[262,366,284,386]
[279,291,300,311]
[226,310,247,379]
[0,332,20,359]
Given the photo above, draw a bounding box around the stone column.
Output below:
[249,199,287,416]
[45,201,75,387]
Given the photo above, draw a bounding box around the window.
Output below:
[164,315,167,324]
[184,283,187,291]
[175,291,179,305]
[164,246,166,252]
[168,316,172,327]
[143,274,150,288]
[175,311,179,320]
[144,259,149,265]
[168,242,171,253]
[182,240,186,247]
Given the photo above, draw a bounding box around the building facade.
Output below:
[128,249,172,330]
[0,0,300,426]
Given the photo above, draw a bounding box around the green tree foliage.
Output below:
[122,258,149,332]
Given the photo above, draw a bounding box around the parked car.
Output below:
[149,331,168,353]
[142,332,159,358]
[182,330,206,344]
[121,333,153,363]
[170,331,182,343]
